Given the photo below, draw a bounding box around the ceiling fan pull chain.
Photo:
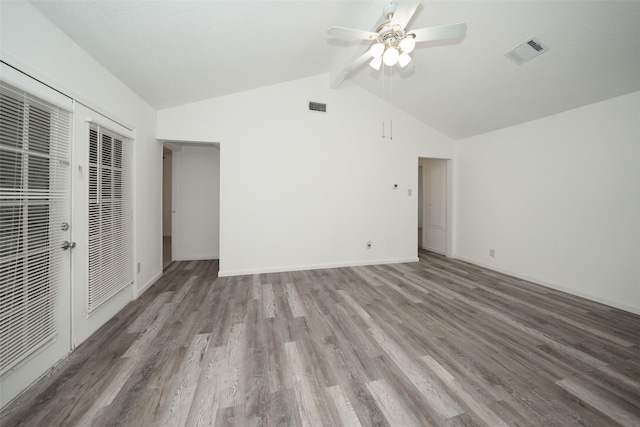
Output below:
[382,121,386,139]
[390,119,393,140]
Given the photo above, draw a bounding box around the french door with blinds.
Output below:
[0,73,73,408]
[1,66,135,407]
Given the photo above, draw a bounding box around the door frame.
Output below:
[161,141,182,265]
[417,157,453,258]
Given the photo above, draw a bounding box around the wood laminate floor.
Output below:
[2,252,639,426]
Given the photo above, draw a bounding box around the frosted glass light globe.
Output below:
[399,36,416,54]
[369,43,385,58]
[369,56,383,70]
[383,47,400,66]
[398,53,412,67]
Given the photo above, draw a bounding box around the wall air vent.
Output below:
[308,101,327,113]
[504,37,549,65]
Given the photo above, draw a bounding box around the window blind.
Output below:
[87,124,133,314]
[0,81,71,375]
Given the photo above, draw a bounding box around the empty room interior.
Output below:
[1,1,639,426]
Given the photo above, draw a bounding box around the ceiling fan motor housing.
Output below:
[383,2,398,20]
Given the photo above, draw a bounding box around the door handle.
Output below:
[62,241,76,250]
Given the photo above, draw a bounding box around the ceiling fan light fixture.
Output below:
[369,42,385,58]
[369,56,383,70]
[383,47,400,66]
[399,35,416,54]
[398,53,412,68]
[328,2,468,76]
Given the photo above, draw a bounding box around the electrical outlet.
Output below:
[489,249,495,257]
[367,241,372,249]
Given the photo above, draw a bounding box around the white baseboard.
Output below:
[174,254,219,262]
[218,257,420,277]
[420,245,446,255]
[453,255,640,316]
[135,270,163,298]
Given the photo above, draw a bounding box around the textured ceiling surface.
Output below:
[30,1,640,139]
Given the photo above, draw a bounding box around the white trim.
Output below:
[421,246,447,256]
[135,271,163,299]
[447,158,455,258]
[453,255,640,316]
[131,129,139,299]
[218,257,420,277]
[85,116,133,140]
[158,147,164,285]
[175,254,219,262]
[0,61,73,110]
[162,141,183,152]
[171,152,179,264]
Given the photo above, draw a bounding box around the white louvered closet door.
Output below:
[0,71,73,409]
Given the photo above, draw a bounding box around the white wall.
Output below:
[1,1,161,295]
[455,91,640,314]
[173,145,220,260]
[158,74,454,275]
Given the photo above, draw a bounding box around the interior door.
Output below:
[0,67,73,408]
[421,158,447,254]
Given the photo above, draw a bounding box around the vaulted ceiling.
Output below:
[30,1,640,139]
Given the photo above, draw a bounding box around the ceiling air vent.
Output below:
[309,101,327,113]
[504,37,549,65]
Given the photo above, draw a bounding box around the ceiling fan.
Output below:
[328,2,467,72]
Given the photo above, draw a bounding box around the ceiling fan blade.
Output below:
[344,51,373,72]
[389,2,419,30]
[410,23,467,43]
[327,26,378,41]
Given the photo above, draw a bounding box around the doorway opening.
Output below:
[162,147,173,269]
[418,158,452,256]
[161,142,220,269]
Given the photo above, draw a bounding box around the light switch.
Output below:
[407,189,412,196]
